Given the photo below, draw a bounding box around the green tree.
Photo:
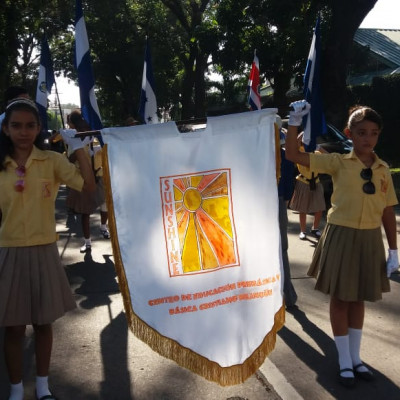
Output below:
[160,0,220,119]
[0,0,74,103]
[53,0,182,125]
[0,0,378,127]
[215,0,318,115]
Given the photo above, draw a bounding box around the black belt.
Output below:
[299,173,317,191]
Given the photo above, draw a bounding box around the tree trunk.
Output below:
[272,69,292,117]
[194,53,208,118]
[322,0,377,128]
[181,64,196,119]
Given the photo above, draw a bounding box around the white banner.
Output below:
[102,108,284,385]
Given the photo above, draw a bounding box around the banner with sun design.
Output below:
[102,108,285,386]
[160,169,239,276]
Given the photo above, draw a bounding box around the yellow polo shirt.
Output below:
[297,164,320,183]
[296,146,319,183]
[310,150,398,229]
[72,144,103,177]
[0,146,84,246]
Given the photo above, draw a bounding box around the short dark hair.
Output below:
[3,85,29,107]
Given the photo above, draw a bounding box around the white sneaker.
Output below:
[80,243,91,253]
[299,232,307,240]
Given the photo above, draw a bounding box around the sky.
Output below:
[360,0,400,29]
[54,0,400,106]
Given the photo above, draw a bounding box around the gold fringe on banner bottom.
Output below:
[102,144,285,386]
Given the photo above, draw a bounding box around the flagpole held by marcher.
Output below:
[53,80,65,129]
[71,116,209,137]
[35,35,56,134]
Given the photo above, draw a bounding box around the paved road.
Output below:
[1,187,399,399]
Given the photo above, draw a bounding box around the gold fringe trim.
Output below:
[102,145,286,386]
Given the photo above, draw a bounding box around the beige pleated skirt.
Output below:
[0,243,76,326]
[308,223,390,301]
[289,179,326,214]
[66,177,105,215]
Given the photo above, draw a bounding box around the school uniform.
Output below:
[289,163,326,214]
[308,150,398,301]
[0,146,83,326]
[66,144,105,214]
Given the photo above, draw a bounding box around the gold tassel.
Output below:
[102,145,285,386]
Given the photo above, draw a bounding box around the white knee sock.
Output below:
[348,327,369,372]
[9,381,23,400]
[334,335,354,377]
[36,375,51,398]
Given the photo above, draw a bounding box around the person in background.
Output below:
[66,110,110,253]
[0,99,95,400]
[289,132,325,240]
[286,100,398,388]
[0,86,30,126]
[124,116,140,126]
[276,116,297,308]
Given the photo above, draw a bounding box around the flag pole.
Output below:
[74,130,102,137]
[53,79,65,129]
[71,116,209,138]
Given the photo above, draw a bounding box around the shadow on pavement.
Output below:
[65,251,135,399]
[282,305,400,400]
[100,312,133,399]
[65,252,119,308]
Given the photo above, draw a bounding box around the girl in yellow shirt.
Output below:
[66,110,110,253]
[0,99,95,400]
[286,101,398,388]
[289,134,325,240]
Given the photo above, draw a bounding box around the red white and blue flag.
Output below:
[247,51,261,111]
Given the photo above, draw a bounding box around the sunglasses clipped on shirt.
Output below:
[360,167,375,195]
[15,165,26,192]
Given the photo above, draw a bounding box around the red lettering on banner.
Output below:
[172,263,179,275]
[169,305,198,315]
[170,251,179,264]
[167,226,176,239]
[165,203,173,216]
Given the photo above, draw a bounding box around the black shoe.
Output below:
[35,389,58,400]
[100,228,110,239]
[310,229,321,238]
[338,368,355,388]
[354,363,374,381]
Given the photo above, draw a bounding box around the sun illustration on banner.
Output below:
[160,169,239,276]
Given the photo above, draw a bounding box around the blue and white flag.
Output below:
[303,16,326,151]
[75,0,103,141]
[138,39,158,124]
[36,36,55,133]
[247,51,261,111]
